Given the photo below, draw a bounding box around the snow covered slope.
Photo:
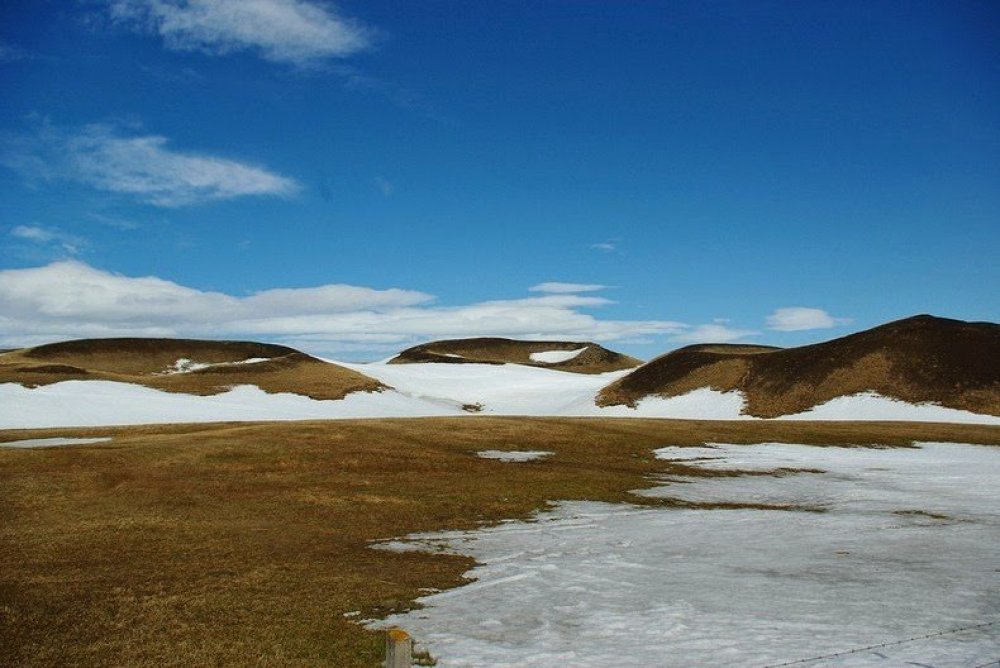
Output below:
[2,360,999,428]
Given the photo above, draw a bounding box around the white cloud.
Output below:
[108,0,373,66]
[11,226,56,244]
[766,307,850,332]
[529,282,607,294]
[671,324,758,344]
[0,262,688,354]
[2,123,299,207]
[589,239,620,253]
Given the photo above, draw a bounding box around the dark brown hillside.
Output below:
[388,337,642,374]
[597,315,1000,417]
[1,337,384,400]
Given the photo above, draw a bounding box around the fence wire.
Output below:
[761,619,999,667]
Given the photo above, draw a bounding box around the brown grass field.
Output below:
[2,417,998,667]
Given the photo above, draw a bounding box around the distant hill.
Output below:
[0,337,384,400]
[388,337,642,374]
[597,315,1000,417]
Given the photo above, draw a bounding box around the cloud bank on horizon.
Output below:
[0,261,848,357]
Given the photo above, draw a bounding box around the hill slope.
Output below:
[388,338,641,374]
[597,315,1000,417]
[0,337,385,400]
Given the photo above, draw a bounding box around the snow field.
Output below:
[1,360,998,428]
[370,443,1000,666]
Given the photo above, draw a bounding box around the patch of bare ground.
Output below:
[598,314,1000,417]
[0,337,385,400]
[388,337,641,373]
[1,417,997,666]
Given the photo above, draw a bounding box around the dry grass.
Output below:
[0,338,384,400]
[388,338,642,374]
[599,315,1000,417]
[1,417,998,667]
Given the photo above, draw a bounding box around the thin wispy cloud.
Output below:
[9,225,87,256]
[0,262,688,354]
[87,212,142,230]
[373,176,394,196]
[766,307,850,331]
[108,0,373,66]
[1,122,300,207]
[529,282,608,294]
[589,239,620,253]
[0,41,35,63]
[671,323,758,344]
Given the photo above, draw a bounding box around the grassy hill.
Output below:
[597,315,1000,417]
[388,337,641,374]
[0,337,385,400]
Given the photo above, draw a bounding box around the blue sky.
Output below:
[1,0,997,360]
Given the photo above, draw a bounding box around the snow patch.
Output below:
[159,357,272,375]
[0,437,112,448]
[782,390,999,424]
[529,347,588,364]
[0,381,452,429]
[477,450,553,462]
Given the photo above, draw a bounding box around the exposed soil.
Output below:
[597,315,1000,417]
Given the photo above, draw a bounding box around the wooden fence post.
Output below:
[386,628,412,668]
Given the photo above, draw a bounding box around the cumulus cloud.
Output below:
[108,0,373,66]
[670,324,758,344]
[766,307,850,332]
[529,282,607,294]
[1,123,299,207]
[0,262,688,354]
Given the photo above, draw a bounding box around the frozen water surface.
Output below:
[371,442,1000,667]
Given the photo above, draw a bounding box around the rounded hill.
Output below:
[387,338,642,374]
[1,337,384,400]
[597,315,1000,418]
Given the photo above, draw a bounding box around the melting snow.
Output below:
[528,347,588,364]
[781,390,997,423]
[477,450,553,462]
[370,442,1000,666]
[159,357,272,374]
[0,436,112,448]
